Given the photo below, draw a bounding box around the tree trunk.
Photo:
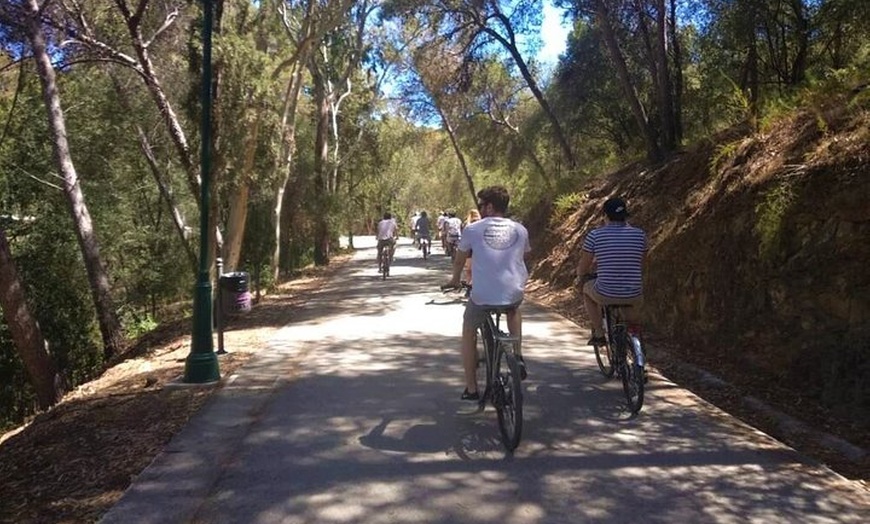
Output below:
[484,13,576,170]
[669,0,684,144]
[789,0,809,85]
[108,74,197,270]
[593,0,662,163]
[112,1,200,200]
[0,227,61,410]
[25,0,124,360]
[223,107,261,272]
[311,60,331,266]
[438,106,476,202]
[271,65,305,281]
[655,0,676,151]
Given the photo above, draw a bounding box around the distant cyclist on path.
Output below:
[376,212,398,273]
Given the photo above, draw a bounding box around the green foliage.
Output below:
[754,182,796,261]
[551,191,585,222]
[709,140,740,172]
[120,309,159,339]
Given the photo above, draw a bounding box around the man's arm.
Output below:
[446,249,470,287]
[578,249,595,278]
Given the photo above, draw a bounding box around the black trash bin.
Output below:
[219,271,252,315]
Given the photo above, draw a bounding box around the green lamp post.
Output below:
[184,0,220,383]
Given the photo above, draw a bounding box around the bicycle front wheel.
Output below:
[594,340,615,378]
[619,335,645,413]
[494,347,523,451]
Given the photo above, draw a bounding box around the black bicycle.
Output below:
[442,283,524,451]
[593,303,646,414]
[379,242,393,280]
[420,235,431,259]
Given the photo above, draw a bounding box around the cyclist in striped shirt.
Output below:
[578,197,647,346]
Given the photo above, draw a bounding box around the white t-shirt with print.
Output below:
[445,217,462,236]
[377,218,397,240]
[458,216,530,306]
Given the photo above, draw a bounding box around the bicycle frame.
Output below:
[440,282,524,450]
[378,241,394,279]
[601,305,645,413]
[477,309,523,450]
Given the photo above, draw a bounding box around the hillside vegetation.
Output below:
[528,91,870,444]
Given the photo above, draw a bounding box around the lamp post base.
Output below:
[184,351,220,383]
[183,278,220,383]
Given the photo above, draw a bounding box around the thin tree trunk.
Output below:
[25,0,124,359]
[438,107,476,202]
[483,12,576,169]
[593,0,662,163]
[108,75,197,270]
[789,0,809,85]
[222,100,262,271]
[655,0,676,151]
[271,65,305,282]
[0,227,61,410]
[311,59,331,266]
[112,0,200,200]
[669,0,684,144]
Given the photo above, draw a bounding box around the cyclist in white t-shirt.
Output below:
[376,212,398,272]
[436,212,448,250]
[443,186,530,401]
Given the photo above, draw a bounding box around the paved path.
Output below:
[102,238,869,523]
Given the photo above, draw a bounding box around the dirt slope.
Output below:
[525,93,870,476]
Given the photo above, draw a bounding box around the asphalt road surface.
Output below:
[101,237,869,523]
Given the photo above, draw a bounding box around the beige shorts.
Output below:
[583,280,643,319]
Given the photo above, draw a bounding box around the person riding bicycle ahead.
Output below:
[376,212,398,272]
[410,211,421,247]
[443,211,462,255]
[577,197,648,345]
[414,210,432,252]
[443,186,530,401]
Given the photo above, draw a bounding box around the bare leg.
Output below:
[583,288,603,337]
[506,308,523,357]
[461,321,478,393]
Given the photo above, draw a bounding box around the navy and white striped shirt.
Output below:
[582,223,647,298]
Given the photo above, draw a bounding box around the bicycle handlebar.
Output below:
[440,281,471,292]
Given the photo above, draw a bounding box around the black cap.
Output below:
[603,197,629,220]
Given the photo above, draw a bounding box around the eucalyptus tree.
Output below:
[55,0,203,201]
[266,0,357,276]
[213,3,288,273]
[382,17,481,202]
[557,0,684,162]
[0,0,125,359]
[306,0,376,265]
[386,0,576,171]
[454,57,552,190]
[553,21,639,161]
[49,0,240,279]
[698,0,869,106]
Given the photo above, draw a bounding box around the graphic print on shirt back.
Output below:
[484,221,519,250]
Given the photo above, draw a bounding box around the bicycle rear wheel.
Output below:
[619,334,644,413]
[381,250,389,280]
[594,340,615,378]
[475,326,490,397]
[494,346,523,451]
